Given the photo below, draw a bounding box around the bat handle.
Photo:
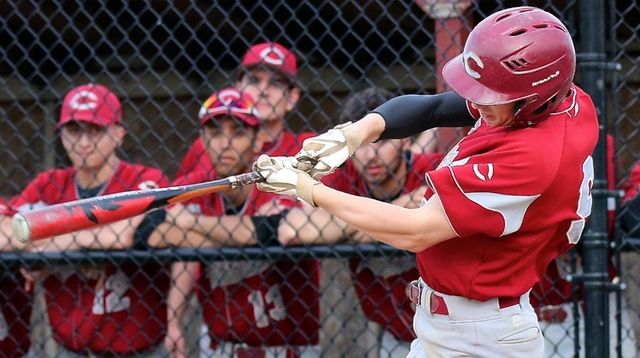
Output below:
[12,213,31,243]
[230,171,265,189]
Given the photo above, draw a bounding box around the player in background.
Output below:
[176,41,314,178]
[619,160,640,345]
[254,6,599,356]
[149,88,320,357]
[279,87,443,357]
[0,199,32,357]
[620,159,640,224]
[1,84,170,357]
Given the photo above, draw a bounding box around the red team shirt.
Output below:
[0,200,31,358]
[421,85,598,300]
[10,162,169,354]
[176,130,315,178]
[174,170,320,349]
[622,160,640,204]
[531,135,617,315]
[328,152,443,342]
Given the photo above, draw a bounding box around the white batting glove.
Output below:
[295,122,362,179]
[253,155,320,207]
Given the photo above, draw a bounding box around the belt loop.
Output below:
[418,278,433,313]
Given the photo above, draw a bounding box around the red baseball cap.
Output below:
[198,88,260,127]
[58,84,122,129]
[239,42,298,78]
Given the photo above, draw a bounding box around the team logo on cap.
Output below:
[69,90,99,110]
[259,47,286,66]
[217,88,242,104]
[463,51,484,79]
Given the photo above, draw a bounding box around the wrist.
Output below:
[297,173,321,207]
[355,113,385,144]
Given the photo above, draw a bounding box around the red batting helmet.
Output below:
[442,6,576,126]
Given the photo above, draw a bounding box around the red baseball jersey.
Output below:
[0,271,31,358]
[420,85,598,301]
[329,152,443,342]
[532,135,617,310]
[174,171,321,348]
[0,201,31,358]
[10,162,170,354]
[176,130,315,178]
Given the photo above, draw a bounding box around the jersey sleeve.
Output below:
[425,145,551,238]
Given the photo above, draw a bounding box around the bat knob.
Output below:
[11,214,31,243]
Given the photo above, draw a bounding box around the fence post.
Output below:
[579,1,610,357]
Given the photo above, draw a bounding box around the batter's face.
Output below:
[472,102,517,127]
[352,139,407,186]
[237,69,299,123]
[201,117,262,177]
[60,121,124,171]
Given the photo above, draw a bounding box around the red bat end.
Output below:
[12,194,158,242]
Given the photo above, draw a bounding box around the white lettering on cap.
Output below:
[217,89,240,104]
[69,90,99,110]
[259,47,286,66]
[463,51,484,79]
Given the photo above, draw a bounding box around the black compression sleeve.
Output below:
[372,91,476,140]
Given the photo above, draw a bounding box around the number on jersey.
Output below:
[566,156,594,244]
[248,285,286,328]
[92,272,131,315]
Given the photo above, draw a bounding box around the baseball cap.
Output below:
[239,42,298,79]
[58,84,122,129]
[198,87,260,127]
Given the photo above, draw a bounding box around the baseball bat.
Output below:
[11,171,264,243]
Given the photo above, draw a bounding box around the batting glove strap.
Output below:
[296,173,321,207]
[295,121,362,179]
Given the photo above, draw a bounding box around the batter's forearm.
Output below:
[312,185,456,252]
[351,113,386,145]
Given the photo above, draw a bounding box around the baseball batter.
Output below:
[254,7,598,357]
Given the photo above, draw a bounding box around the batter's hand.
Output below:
[253,155,320,207]
[295,121,362,179]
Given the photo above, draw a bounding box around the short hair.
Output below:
[339,87,394,123]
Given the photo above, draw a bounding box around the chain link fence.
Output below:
[0,1,638,357]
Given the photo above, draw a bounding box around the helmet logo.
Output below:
[69,90,99,110]
[463,51,484,79]
[531,70,560,87]
[259,47,286,66]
